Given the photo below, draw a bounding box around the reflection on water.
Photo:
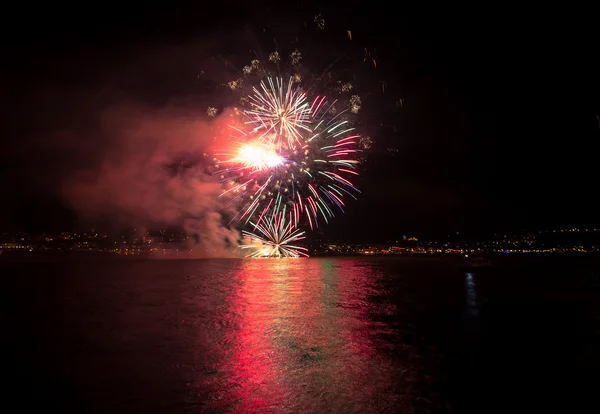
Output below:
[7,256,599,413]
[464,272,479,317]
[196,259,419,413]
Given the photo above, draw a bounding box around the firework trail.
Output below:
[240,205,308,258]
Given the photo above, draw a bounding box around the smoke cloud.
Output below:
[1,23,382,249]
[57,104,243,257]
[0,29,269,257]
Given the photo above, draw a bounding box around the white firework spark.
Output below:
[268,51,281,63]
[245,77,312,150]
[207,106,217,117]
[241,208,308,258]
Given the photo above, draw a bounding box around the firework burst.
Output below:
[214,79,361,231]
[200,16,386,258]
[241,206,308,258]
[245,77,312,150]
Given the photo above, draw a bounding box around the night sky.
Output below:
[1,3,599,241]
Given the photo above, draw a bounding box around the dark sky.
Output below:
[1,3,599,241]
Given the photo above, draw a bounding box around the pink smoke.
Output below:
[61,104,243,258]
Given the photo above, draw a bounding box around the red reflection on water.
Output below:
[213,260,287,412]
[206,258,397,412]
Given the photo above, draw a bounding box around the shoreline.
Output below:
[2,250,600,263]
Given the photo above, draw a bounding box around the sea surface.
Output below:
[2,255,600,413]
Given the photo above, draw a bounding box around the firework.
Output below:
[245,77,312,150]
[241,206,308,258]
[182,11,388,258]
[359,136,373,150]
[268,51,281,63]
[348,95,362,114]
[314,14,325,30]
[202,18,381,258]
[207,106,217,117]
[221,141,284,172]
[215,80,361,230]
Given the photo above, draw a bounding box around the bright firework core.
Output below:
[236,143,284,172]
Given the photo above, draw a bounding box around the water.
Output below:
[2,256,600,413]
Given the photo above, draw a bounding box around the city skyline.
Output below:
[3,226,600,257]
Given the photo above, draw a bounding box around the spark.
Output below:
[359,136,372,150]
[228,79,243,90]
[349,95,362,113]
[314,14,325,30]
[337,81,353,93]
[207,107,217,117]
[364,48,377,68]
[243,59,261,75]
[290,49,302,65]
[269,51,281,63]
